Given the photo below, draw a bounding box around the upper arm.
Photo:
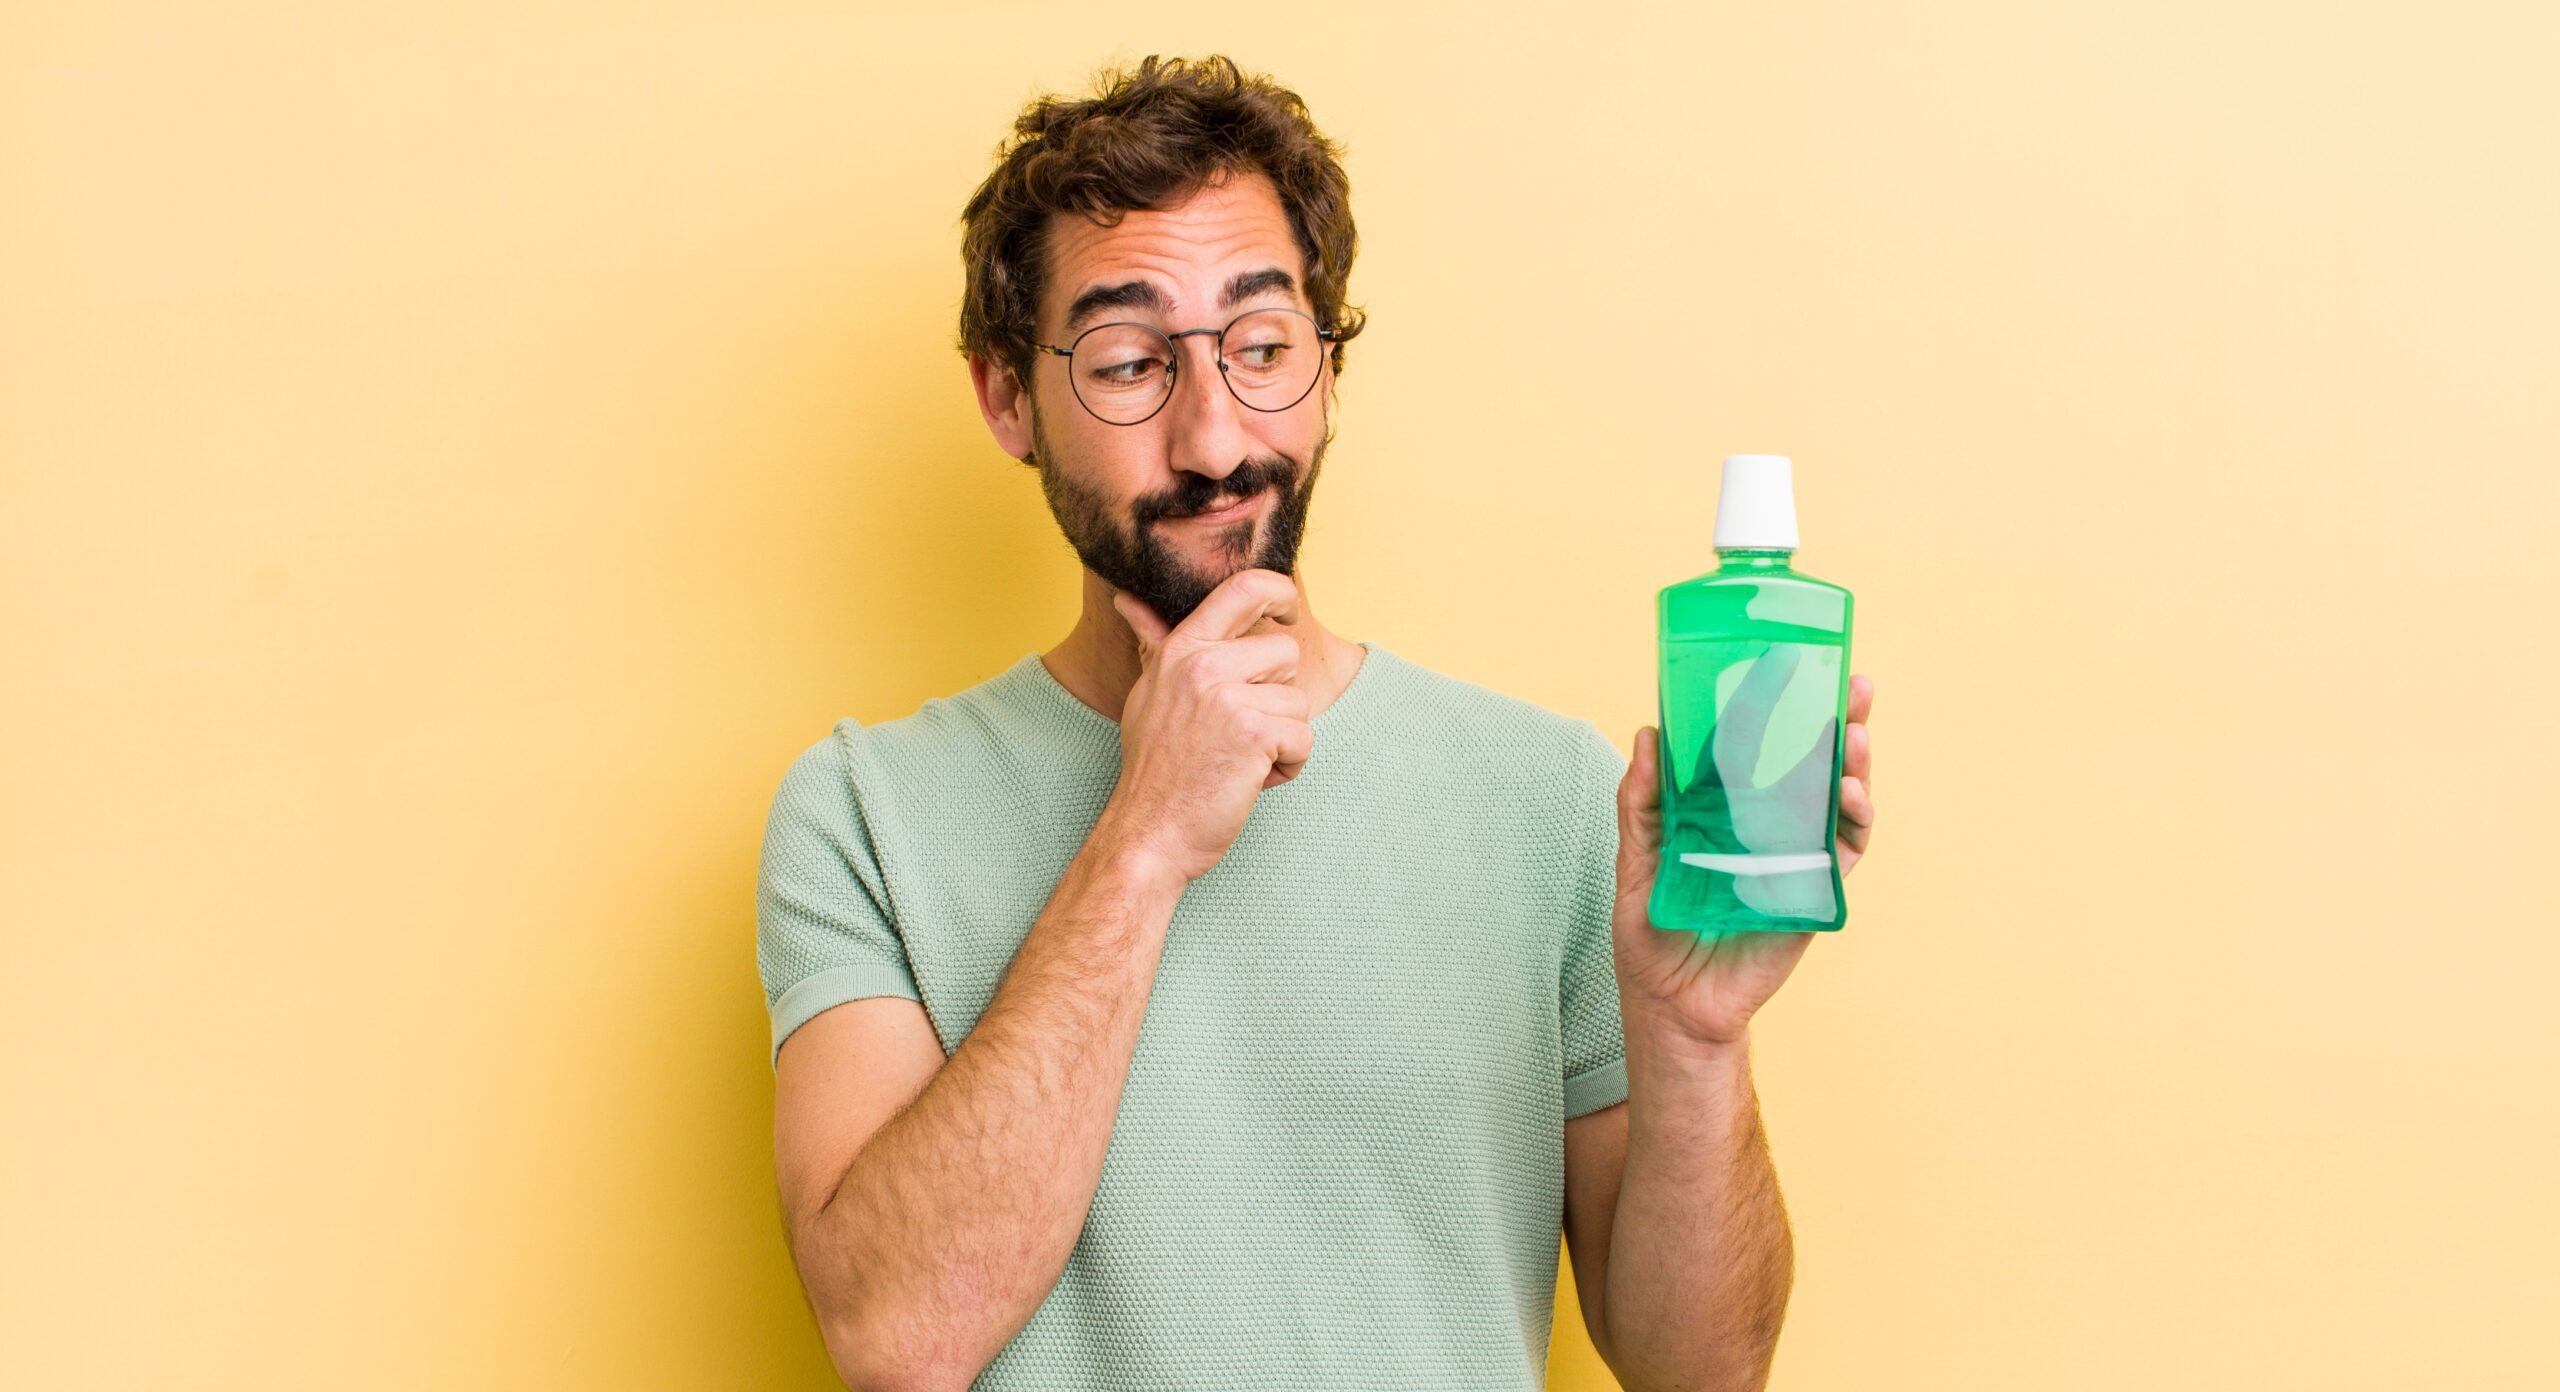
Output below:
[1563,1098,1630,1368]
[756,731,943,1239]
[1559,719,1635,1366]
[773,995,946,1238]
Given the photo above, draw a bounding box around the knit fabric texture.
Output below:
[755,641,1631,1390]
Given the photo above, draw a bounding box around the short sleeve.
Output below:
[1560,720,1630,1117]
[756,730,923,1069]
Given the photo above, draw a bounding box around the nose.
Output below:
[1161,333,1256,484]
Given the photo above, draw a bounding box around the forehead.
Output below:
[1040,170,1305,332]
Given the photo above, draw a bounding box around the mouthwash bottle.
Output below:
[1650,454,1854,934]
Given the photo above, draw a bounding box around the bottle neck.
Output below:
[1714,546,1796,570]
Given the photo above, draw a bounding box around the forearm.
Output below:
[1601,1016,1794,1392]
[798,815,1186,1390]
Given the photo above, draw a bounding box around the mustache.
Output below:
[1142,459,1293,522]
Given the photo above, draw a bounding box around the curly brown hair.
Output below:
[956,54,1369,395]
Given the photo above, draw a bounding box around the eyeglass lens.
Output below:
[1066,309,1322,425]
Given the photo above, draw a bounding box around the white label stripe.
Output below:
[1677,852,1832,875]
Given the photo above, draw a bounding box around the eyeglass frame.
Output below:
[1032,306,1343,427]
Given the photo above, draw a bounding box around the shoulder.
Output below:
[769,655,1121,861]
[805,653,1099,779]
[767,730,852,828]
[759,677,1029,886]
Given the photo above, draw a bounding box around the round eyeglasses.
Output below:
[1034,307,1341,427]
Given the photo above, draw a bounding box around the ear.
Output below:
[969,352,1034,460]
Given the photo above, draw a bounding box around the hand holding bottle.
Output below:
[1612,671,1876,1049]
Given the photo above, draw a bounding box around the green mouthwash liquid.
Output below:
[1650,454,1855,934]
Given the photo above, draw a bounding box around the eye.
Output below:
[1091,354,1168,384]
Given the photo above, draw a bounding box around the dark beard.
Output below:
[1028,407,1326,629]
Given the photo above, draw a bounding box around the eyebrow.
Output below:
[1060,267,1301,337]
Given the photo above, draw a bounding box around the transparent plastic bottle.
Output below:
[1650,455,1855,934]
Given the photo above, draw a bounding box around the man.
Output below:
[757,54,1878,1392]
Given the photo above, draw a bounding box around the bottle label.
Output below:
[1653,637,1846,928]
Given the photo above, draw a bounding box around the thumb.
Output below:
[1616,726,1664,866]
[1110,590,1170,667]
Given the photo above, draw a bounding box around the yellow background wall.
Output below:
[5,3,2553,1388]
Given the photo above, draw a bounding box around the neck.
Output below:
[1042,565,1365,726]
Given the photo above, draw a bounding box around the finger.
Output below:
[1777,715,1839,806]
[1838,815,1869,854]
[1846,719,1871,794]
[1170,567,1303,646]
[1264,715,1314,780]
[1619,726,1662,827]
[1616,726,1663,872]
[1847,672,1874,726]
[1197,631,1301,686]
[1232,678,1312,721]
[1840,773,1873,828]
[1111,590,1171,669]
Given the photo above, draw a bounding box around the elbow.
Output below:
[792,1206,1008,1391]
[816,1300,982,1392]
[791,1215,965,1391]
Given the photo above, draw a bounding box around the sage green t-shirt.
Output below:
[755,641,1630,1390]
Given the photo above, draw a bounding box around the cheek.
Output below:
[1044,422,1150,503]
[1257,396,1327,455]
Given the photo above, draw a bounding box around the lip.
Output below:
[1167,491,1266,526]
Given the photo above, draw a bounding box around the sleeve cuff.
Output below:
[1563,1054,1629,1118]
[770,962,924,1068]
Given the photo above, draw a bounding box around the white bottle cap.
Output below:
[1712,453,1799,550]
